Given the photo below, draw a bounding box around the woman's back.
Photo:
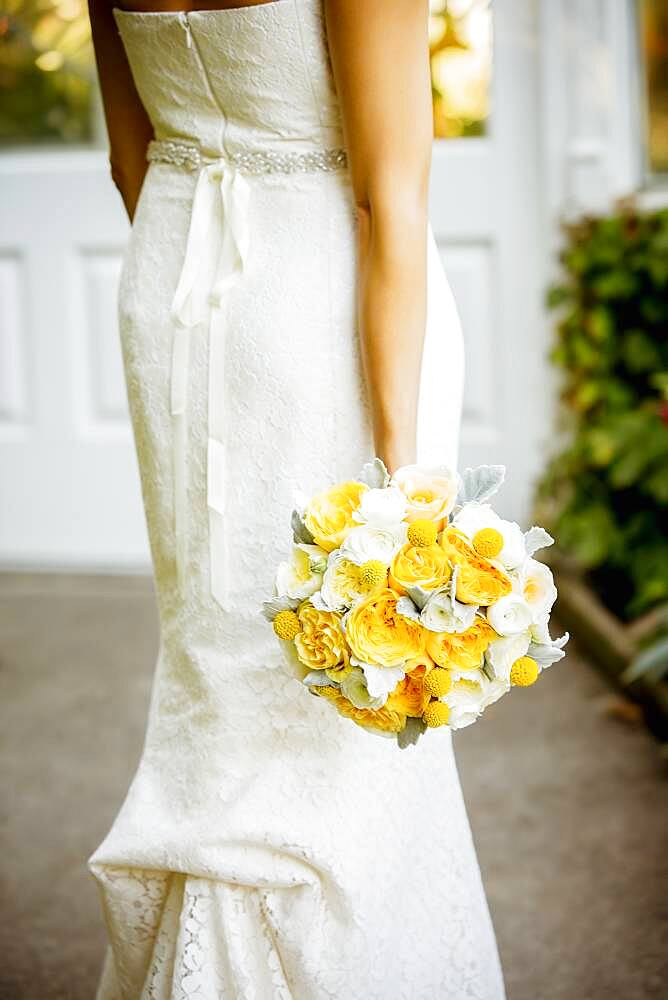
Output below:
[114,1,344,159]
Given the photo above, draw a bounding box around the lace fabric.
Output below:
[88,1,505,997]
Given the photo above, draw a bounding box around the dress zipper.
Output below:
[180,11,193,48]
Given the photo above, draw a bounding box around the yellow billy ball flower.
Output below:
[510,656,540,687]
[472,527,504,559]
[422,700,451,728]
[407,519,438,548]
[359,559,387,588]
[273,609,301,641]
[424,667,452,698]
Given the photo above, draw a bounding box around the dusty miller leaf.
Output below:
[524,526,554,557]
[396,596,422,622]
[528,634,569,668]
[405,584,432,612]
[397,716,427,749]
[302,671,339,689]
[261,596,299,621]
[456,465,506,507]
[358,457,390,489]
[291,508,314,544]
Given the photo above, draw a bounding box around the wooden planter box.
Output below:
[551,556,668,742]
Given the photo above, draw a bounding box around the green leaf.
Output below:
[622,636,668,684]
[621,330,662,373]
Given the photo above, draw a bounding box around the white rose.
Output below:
[316,550,365,612]
[479,675,510,711]
[487,594,533,636]
[453,502,526,570]
[485,632,531,683]
[353,486,407,527]
[514,558,557,623]
[275,543,328,600]
[443,677,485,729]
[352,658,405,701]
[391,464,458,523]
[444,673,511,730]
[339,522,407,566]
[420,588,477,634]
[340,666,386,710]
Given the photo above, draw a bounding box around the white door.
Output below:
[0,151,142,568]
[0,0,544,571]
[428,0,545,521]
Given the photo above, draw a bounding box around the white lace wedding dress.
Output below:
[88,2,506,997]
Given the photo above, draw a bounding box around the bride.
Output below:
[87,1,506,996]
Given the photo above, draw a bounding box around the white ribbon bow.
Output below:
[168,159,251,601]
[170,161,250,416]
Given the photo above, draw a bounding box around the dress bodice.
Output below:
[113,1,345,158]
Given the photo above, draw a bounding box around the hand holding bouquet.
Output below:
[263,459,568,748]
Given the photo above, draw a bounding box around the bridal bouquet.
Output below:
[263,460,568,748]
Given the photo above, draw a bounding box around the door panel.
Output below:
[1,0,543,568]
[429,0,544,520]
[0,154,145,567]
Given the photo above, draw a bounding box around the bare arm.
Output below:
[88,0,154,220]
[324,0,432,474]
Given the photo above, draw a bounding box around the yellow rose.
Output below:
[404,650,436,678]
[313,684,406,734]
[440,527,512,606]
[294,602,348,671]
[427,619,497,671]
[392,465,458,526]
[385,670,431,718]
[388,542,452,595]
[303,481,368,552]
[345,588,426,667]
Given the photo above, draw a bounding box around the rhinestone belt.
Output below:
[147,138,348,176]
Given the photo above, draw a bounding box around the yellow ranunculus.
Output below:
[385,669,431,718]
[294,602,348,671]
[440,527,512,606]
[345,588,426,667]
[388,542,452,595]
[303,481,368,552]
[313,684,407,734]
[427,619,498,671]
[404,650,436,677]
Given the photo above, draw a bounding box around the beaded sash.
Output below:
[148,138,348,176]
[156,135,349,609]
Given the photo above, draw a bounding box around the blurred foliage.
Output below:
[537,204,668,621]
[623,609,668,686]
[0,0,94,145]
[429,0,491,139]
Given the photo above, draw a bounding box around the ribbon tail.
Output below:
[171,166,221,328]
[169,165,223,597]
[209,168,250,308]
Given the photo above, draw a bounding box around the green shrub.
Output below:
[537,204,668,620]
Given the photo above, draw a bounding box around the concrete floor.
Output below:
[1,572,667,1000]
